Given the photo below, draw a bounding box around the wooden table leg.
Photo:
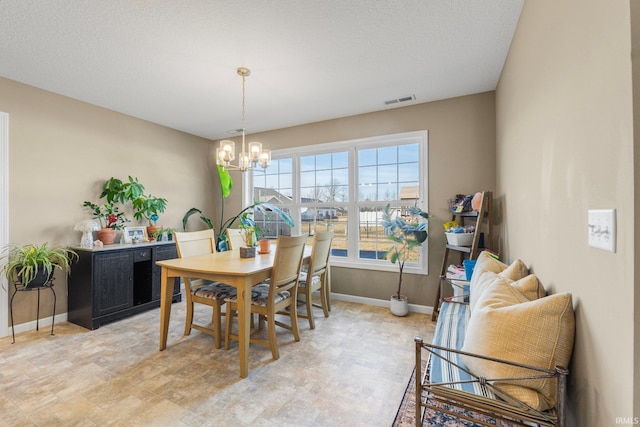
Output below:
[237,277,251,378]
[159,267,173,351]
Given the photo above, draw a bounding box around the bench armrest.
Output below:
[414,336,568,427]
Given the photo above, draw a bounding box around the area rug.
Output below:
[392,361,521,427]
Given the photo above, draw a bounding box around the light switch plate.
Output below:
[588,209,616,252]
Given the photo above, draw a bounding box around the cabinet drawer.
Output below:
[133,249,151,262]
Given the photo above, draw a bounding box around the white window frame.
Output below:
[245,130,429,274]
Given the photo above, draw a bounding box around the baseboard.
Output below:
[330,293,434,315]
[11,312,68,336]
[7,292,432,337]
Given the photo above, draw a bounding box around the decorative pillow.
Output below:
[461,279,575,411]
[509,274,546,301]
[469,252,530,311]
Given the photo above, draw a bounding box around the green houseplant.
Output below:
[82,201,130,244]
[133,194,168,238]
[83,176,144,245]
[182,165,293,251]
[1,243,78,288]
[100,176,145,204]
[381,203,429,316]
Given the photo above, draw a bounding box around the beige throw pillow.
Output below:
[469,252,530,311]
[461,279,575,411]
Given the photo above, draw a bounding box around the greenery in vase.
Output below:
[133,194,167,226]
[381,203,430,300]
[82,201,130,230]
[1,243,78,286]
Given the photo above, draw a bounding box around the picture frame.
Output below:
[123,226,148,243]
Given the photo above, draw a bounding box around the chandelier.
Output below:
[216,67,271,172]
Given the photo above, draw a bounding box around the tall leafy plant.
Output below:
[181,165,231,242]
[182,166,294,251]
[381,203,430,299]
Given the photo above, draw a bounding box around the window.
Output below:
[248,131,428,273]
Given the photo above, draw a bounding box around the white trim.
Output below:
[330,292,434,315]
[264,130,429,274]
[10,312,67,337]
[0,112,8,338]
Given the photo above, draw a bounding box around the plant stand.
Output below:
[9,279,56,344]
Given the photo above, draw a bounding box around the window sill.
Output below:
[329,257,428,275]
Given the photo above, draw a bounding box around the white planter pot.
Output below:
[390,295,409,317]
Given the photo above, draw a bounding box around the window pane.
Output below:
[254,207,292,239]
[333,152,348,169]
[399,162,419,183]
[359,148,376,166]
[377,183,397,201]
[377,146,397,165]
[398,143,419,163]
[316,169,332,187]
[301,207,348,257]
[279,158,293,173]
[316,153,332,169]
[300,155,315,172]
[358,205,423,262]
[332,168,348,185]
[377,164,397,183]
[358,165,376,186]
[253,157,293,204]
[358,207,390,260]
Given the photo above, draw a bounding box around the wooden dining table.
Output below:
[157,246,311,378]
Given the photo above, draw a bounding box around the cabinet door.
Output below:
[152,244,179,301]
[94,251,134,316]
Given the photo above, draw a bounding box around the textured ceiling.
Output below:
[0,1,523,140]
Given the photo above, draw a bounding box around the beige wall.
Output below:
[2,76,496,325]
[0,77,217,326]
[219,92,497,307]
[496,1,634,425]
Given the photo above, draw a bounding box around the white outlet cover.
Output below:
[588,209,616,253]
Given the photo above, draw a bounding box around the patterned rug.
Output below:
[392,361,521,427]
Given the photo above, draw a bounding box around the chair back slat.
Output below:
[270,234,307,297]
[225,228,244,250]
[174,229,216,258]
[308,231,334,277]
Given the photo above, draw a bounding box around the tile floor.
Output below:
[0,296,434,426]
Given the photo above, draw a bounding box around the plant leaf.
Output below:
[217,165,233,198]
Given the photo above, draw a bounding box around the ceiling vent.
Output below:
[226,128,244,134]
[384,95,416,105]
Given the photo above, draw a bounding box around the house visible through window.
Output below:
[249,131,428,273]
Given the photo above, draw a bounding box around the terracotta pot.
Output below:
[147,225,162,241]
[97,228,117,245]
[258,239,271,254]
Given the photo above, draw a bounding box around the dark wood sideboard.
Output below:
[68,241,181,330]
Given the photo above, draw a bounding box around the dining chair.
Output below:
[225,228,245,250]
[297,231,333,329]
[224,234,308,360]
[174,229,236,349]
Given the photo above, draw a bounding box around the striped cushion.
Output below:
[298,271,321,287]
[192,281,236,300]
[226,283,290,306]
[428,302,496,399]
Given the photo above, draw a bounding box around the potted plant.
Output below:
[381,203,430,316]
[1,243,78,289]
[238,223,257,258]
[82,201,130,244]
[217,201,294,252]
[100,176,145,204]
[132,194,168,238]
[162,227,175,241]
